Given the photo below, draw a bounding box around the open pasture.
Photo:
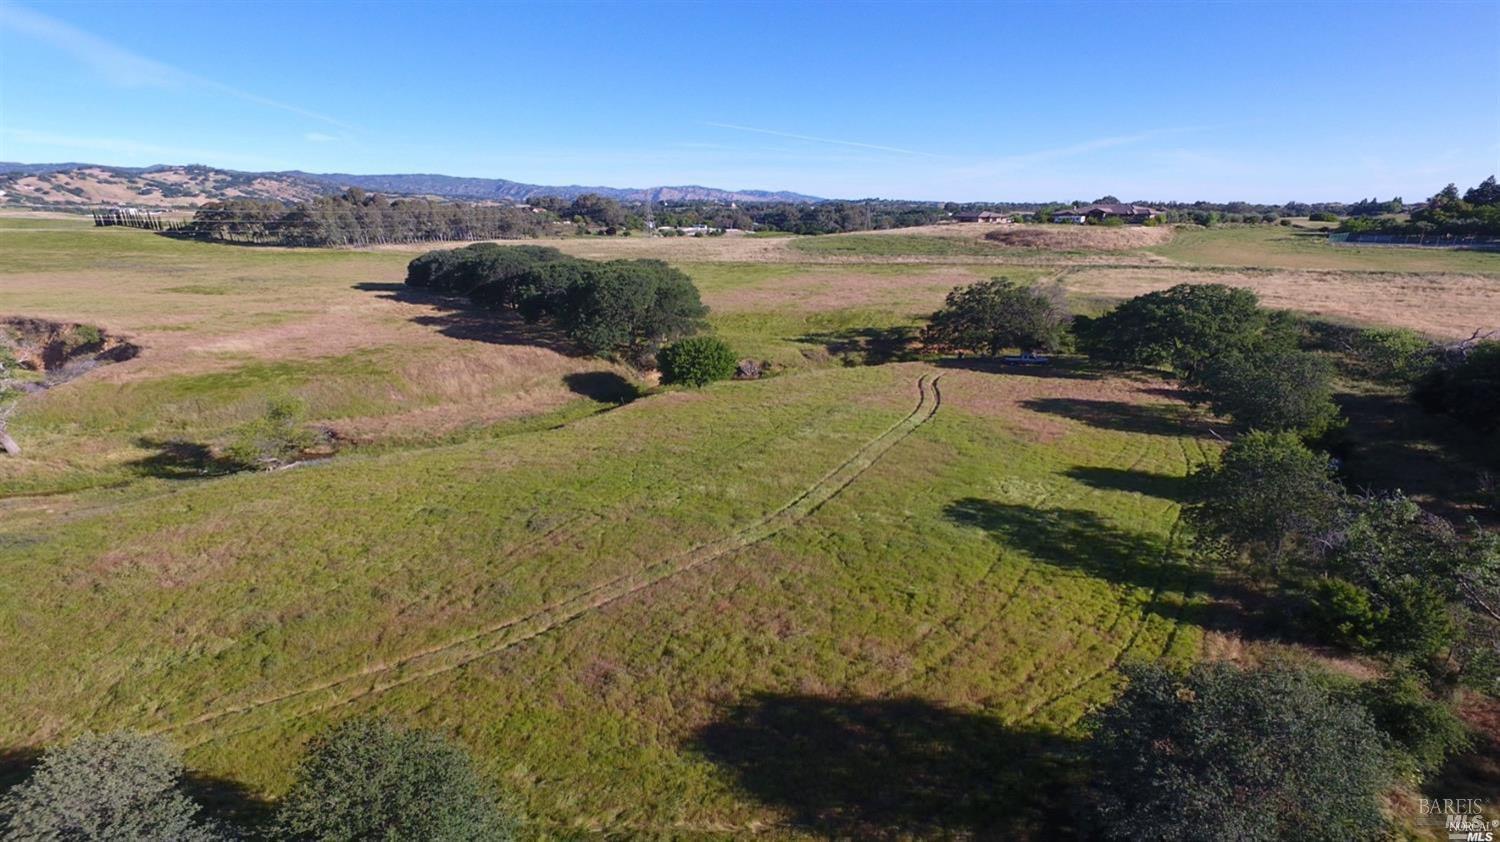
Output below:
[2,359,1209,836]
[2,215,1496,836]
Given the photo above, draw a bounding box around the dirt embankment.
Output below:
[1,317,140,455]
[984,224,1175,251]
[2,316,140,379]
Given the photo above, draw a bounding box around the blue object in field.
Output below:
[1001,352,1050,365]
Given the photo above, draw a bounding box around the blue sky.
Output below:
[1,0,1496,202]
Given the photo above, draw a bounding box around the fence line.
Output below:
[1329,232,1500,251]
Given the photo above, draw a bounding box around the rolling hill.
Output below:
[0,162,822,209]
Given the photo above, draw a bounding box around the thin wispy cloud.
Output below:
[305,132,338,143]
[0,4,353,129]
[703,122,945,158]
[962,126,1211,175]
[0,128,285,169]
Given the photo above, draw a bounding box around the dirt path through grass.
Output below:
[161,375,946,745]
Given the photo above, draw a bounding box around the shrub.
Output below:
[1186,430,1344,571]
[658,336,737,387]
[921,278,1069,357]
[1376,577,1456,662]
[1354,674,1471,779]
[1190,348,1341,436]
[1413,340,1500,436]
[1312,577,1387,650]
[222,395,318,470]
[1349,327,1432,383]
[1088,662,1392,842]
[1310,211,1340,222]
[1319,494,1496,675]
[274,718,513,841]
[0,732,224,841]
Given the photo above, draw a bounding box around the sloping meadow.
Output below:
[0,361,1208,836]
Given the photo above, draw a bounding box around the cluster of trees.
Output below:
[1076,284,1341,437]
[0,719,514,840]
[405,244,709,362]
[1066,283,1498,683]
[1189,431,1500,687]
[1339,176,1500,236]
[918,279,1492,829]
[181,189,556,246]
[632,199,947,235]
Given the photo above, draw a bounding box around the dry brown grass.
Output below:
[1061,267,1500,339]
[708,265,984,313]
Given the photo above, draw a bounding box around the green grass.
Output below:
[14,214,1443,837]
[789,233,1007,258]
[0,363,1209,836]
[1148,225,1500,273]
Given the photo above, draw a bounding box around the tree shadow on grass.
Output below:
[1020,397,1197,437]
[127,438,240,479]
[353,281,575,353]
[562,371,639,404]
[794,326,919,366]
[690,693,1080,840]
[181,771,275,834]
[1334,390,1498,526]
[0,745,41,794]
[944,498,1170,593]
[1064,466,1193,502]
[945,497,1312,644]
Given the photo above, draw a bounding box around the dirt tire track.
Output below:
[881,555,1036,696]
[1019,502,1187,722]
[159,374,944,743]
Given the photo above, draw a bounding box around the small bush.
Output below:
[658,336,737,387]
[1311,577,1387,650]
[1355,674,1471,779]
[274,718,513,841]
[0,731,224,841]
[1310,211,1340,222]
[70,323,104,349]
[1349,327,1432,383]
[222,395,318,470]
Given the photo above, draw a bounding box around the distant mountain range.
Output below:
[0,162,823,209]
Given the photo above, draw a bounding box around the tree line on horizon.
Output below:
[166,182,1491,248]
[178,189,556,246]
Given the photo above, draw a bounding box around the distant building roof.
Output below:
[1069,203,1160,216]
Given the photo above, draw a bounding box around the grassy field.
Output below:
[1,216,1495,837]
